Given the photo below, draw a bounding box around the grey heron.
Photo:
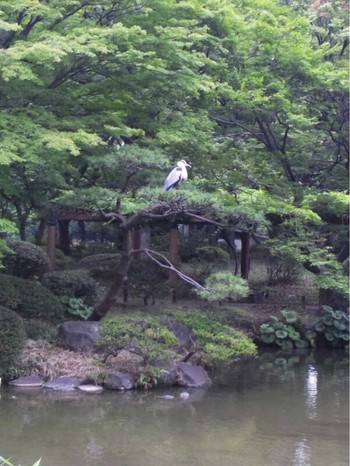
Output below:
[163,160,191,191]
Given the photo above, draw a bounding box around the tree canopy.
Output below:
[0,0,348,314]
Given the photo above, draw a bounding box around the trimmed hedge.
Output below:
[41,269,101,306]
[3,241,49,278]
[0,274,66,319]
[0,305,26,377]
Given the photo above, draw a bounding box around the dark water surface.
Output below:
[0,349,348,466]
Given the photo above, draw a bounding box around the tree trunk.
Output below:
[14,203,27,241]
[222,229,239,275]
[88,228,133,321]
[240,231,251,279]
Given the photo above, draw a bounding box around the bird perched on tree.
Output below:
[163,160,191,191]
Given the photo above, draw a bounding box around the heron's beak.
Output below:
[186,162,191,167]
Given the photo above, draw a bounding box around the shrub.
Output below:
[0,274,66,320]
[127,259,169,303]
[175,311,257,365]
[178,229,208,262]
[24,319,58,342]
[98,315,178,365]
[259,310,314,349]
[41,269,101,306]
[79,253,121,279]
[3,241,49,278]
[195,272,249,302]
[0,305,26,377]
[189,246,230,282]
[266,256,300,285]
[59,296,93,320]
[312,306,349,347]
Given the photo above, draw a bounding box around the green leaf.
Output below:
[322,315,334,326]
[288,331,301,341]
[295,339,308,348]
[281,310,298,323]
[261,334,275,344]
[260,324,274,334]
[275,330,288,339]
[325,332,335,342]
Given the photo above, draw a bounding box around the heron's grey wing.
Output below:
[164,167,182,191]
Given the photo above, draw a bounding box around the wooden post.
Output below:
[169,224,179,283]
[240,231,251,279]
[47,224,56,272]
[58,220,70,255]
[132,227,142,259]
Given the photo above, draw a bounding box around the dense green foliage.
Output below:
[59,296,93,320]
[195,272,249,302]
[0,305,26,377]
[3,241,49,278]
[175,311,257,364]
[0,0,348,312]
[41,269,101,306]
[0,274,66,319]
[313,305,349,347]
[259,306,350,349]
[259,310,314,349]
[98,315,178,365]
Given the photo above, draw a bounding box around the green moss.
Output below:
[0,305,26,377]
[174,311,257,364]
[98,314,178,365]
[0,274,66,320]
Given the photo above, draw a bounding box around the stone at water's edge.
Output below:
[45,376,83,392]
[58,321,100,351]
[78,384,104,394]
[158,362,212,388]
[8,375,44,388]
[176,362,212,388]
[104,372,135,390]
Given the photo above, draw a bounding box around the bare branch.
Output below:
[133,248,206,290]
[211,114,267,145]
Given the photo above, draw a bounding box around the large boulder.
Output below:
[58,321,100,351]
[104,371,135,390]
[158,362,212,388]
[167,322,194,350]
[45,376,83,392]
[9,375,44,388]
[176,362,212,388]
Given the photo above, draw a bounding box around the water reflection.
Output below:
[306,366,318,420]
[0,349,348,466]
[292,438,311,466]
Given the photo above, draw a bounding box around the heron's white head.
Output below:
[177,160,191,168]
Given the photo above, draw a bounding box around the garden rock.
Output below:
[58,321,100,351]
[9,375,44,388]
[167,322,194,350]
[176,362,212,388]
[78,384,104,394]
[45,376,83,391]
[104,371,135,390]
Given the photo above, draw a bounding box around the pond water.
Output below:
[0,349,348,466]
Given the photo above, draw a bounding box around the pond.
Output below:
[0,349,348,466]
